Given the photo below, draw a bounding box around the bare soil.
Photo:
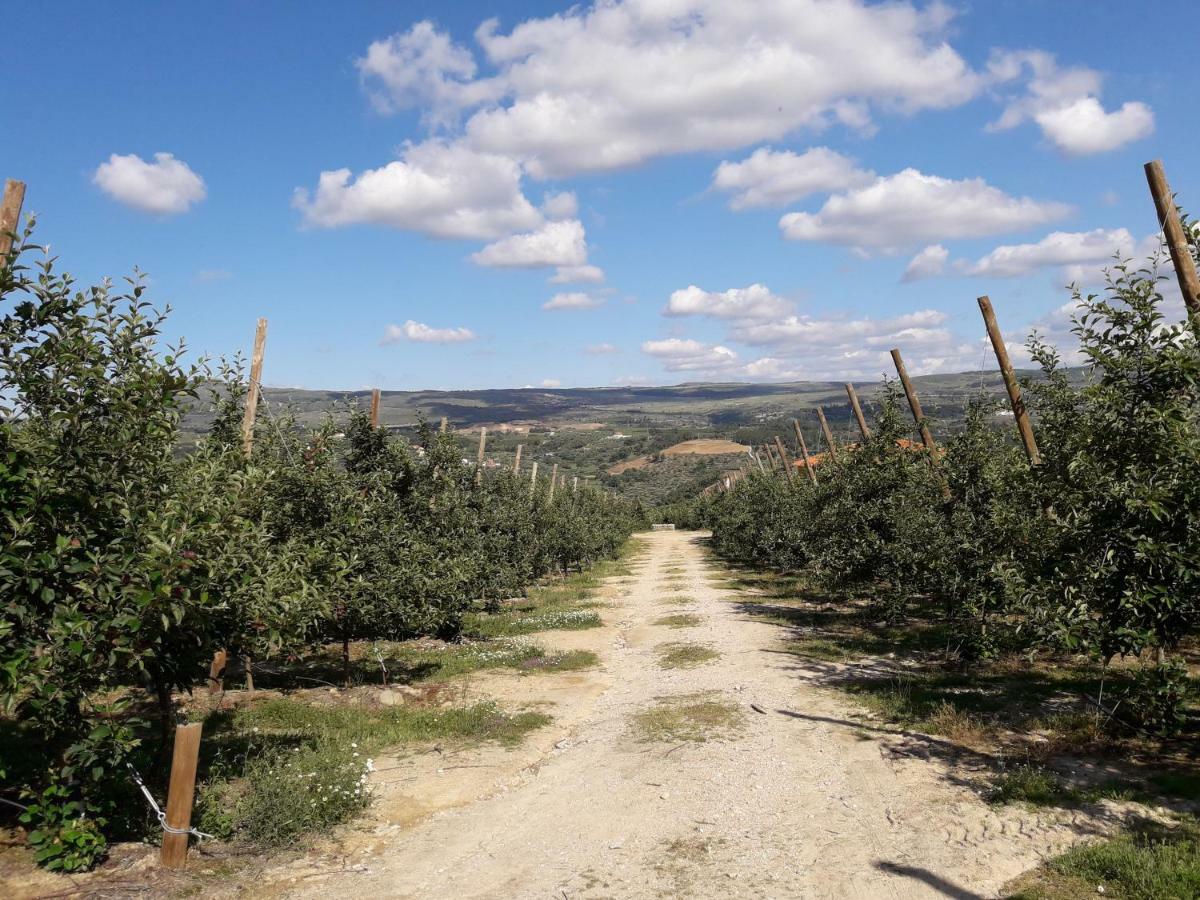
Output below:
[224,531,1126,899]
[607,440,750,475]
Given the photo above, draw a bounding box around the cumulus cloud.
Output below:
[641,338,740,372]
[470,219,587,268]
[380,320,476,344]
[962,228,1150,278]
[292,141,541,240]
[542,291,605,310]
[665,284,792,320]
[902,244,949,281]
[541,191,578,219]
[541,378,562,388]
[92,152,206,214]
[550,264,605,284]
[358,3,980,180]
[779,168,1071,253]
[987,50,1153,155]
[712,147,874,210]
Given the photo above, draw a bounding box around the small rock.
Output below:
[379,690,401,707]
[660,793,669,800]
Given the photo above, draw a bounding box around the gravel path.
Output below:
[268,530,1102,899]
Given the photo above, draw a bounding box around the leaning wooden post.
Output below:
[1144,159,1200,316]
[890,348,937,457]
[815,406,838,463]
[530,460,539,491]
[160,722,203,870]
[792,419,817,484]
[764,443,780,472]
[774,435,796,482]
[513,444,523,475]
[845,383,871,441]
[369,389,381,428]
[0,179,27,263]
[240,318,268,458]
[549,463,559,499]
[978,296,1041,465]
[439,416,448,433]
[572,475,578,494]
[751,448,766,475]
[475,427,487,485]
[206,651,227,697]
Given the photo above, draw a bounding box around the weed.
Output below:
[632,693,744,743]
[654,614,702,629]
[656,642,719,669]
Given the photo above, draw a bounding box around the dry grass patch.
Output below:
[654,614,702,629]
[657,642,719,669]
[658,594,695,605]
[632,692,744,743]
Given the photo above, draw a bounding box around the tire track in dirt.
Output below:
[243,530,1110,899]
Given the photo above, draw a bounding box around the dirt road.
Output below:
[262,530,1098,899]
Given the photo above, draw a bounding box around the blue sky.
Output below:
[4,0,1196,390]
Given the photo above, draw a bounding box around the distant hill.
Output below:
[182,368,1086,506]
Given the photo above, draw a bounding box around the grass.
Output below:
[987,765,1138,808]
[1009,816,1200,900]
[656,642,719,669]
[658,594,696,605]
[197,697,550,845]
[632,692,744,743]
[654,614,702,629]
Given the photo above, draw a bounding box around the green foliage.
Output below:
[1122,658,1193,737]
[678,251,1199,703]
[0,221,639,868]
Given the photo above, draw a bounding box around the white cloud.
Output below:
[292,141,541,240]
[549,264,605,284]
[902,244,949,282]
[541,378,562,388]
[381,320,476,344]
[585,342,618,354]
[542,291,605,310]
[987,50,1153,155]
[357,21,491,122]
[712,147,874,210]
[962,228,1149,278]
[779,168,1071,253]
[665,284,792,320]
[359,2,980,180]
[541,191,578,219]
[92,152,206,215]
[1035,98,1154,156]
[641,338,739,372]
[471,219,587,268]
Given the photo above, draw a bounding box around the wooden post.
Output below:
[774,436,795,482]
[890,348,937,456]
[572,475,578,494]
[475,427,487,485]
[764,443,780,472]
[845,383,871,441]
[207,650,227,697]
[513,444,523,475]
[160,722,203,870]
[439,416,448,433]
[792,419,817,484]
[978,296,1041,465]
[369,389,381,428]
[549,463,559,499]
[751,448,766,475]
[530,460,539,490]
[240,318,268,458]
[1144,160,1200,316]
[0,179,27,262]
[815,406,838,462]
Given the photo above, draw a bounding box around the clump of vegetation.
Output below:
[1011,816,1200,900]
[632,693,744,743]
[195,698,549,846]
[656,642,719,669]
[654,614,702,629]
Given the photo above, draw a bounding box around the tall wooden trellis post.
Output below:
[815,406,838,463]
[977,296,1040,465]
[1144,160,1200,316]
[0,179,26,263]
[792,418,817,484]
[845,383,871,441]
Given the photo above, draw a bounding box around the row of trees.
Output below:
[0,220,643,869]
[664,257,1198,723]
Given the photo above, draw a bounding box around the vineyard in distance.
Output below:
[2,158,1198,900]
